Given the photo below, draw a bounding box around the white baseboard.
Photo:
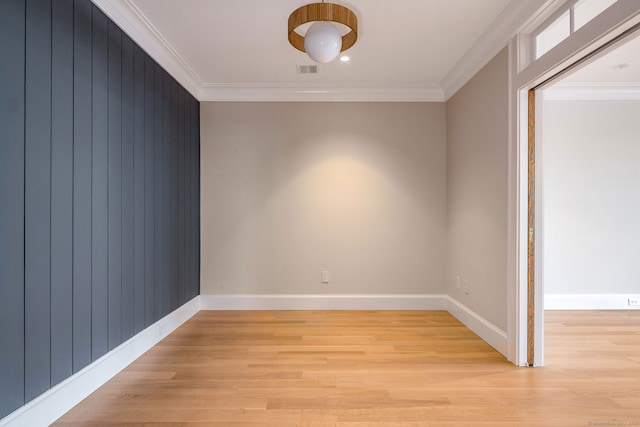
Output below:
[3,293,513,426]
[0,296,201,427]
[200,294,508,356]
[199,294,447,310]
[445,296,508,357]
[545,294,640,310]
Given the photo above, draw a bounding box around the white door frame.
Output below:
[507,0,640,366]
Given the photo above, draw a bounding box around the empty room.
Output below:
[1,0,639,425]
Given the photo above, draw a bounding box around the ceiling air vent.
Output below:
[297,65,319,74]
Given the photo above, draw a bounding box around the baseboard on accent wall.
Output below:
[545,294,640,310]
[2,293,513,426]
[445,296,508,357]
[200,294,447,311]
[0,297,201,427]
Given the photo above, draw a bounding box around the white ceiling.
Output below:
[561,31,640,84]
[131,0,510,85]
[546,30,640,100]
[94,0,549,101]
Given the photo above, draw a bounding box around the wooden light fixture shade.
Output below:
[288,2,358,53]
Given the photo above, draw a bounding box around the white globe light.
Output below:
[304,21,342,64]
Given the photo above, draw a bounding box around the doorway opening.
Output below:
[539,30,640,365]
[519,14,640,366]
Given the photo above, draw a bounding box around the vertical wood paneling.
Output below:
[195,98,200,294]
[0,0,26,417]
[193,97,199,296]
[185,96,192,302]
[133,45,146,334]
[91,5,109,361]
[0,0,200,416]
[195,98,200,296]
[183,90,189,304]
[107,21,123,350]
[144,55,155,327]
[177,88,185,305]
[51,0,75,387]
[163,71,172,315]
[191,100,201,295]
[189,97,196,298]
[170,80,178,311]
[189,97,197,298]
[121,34,135,341]
[24,0,52,402]
[154,63,164,322]
[72,0,93,373]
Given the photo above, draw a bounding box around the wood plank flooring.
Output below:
[54,310,640,426]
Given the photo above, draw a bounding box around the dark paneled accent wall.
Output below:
[0,0,200,418]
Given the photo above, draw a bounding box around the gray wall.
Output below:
[200,102,447,296]
[446,48,509,331]
[543,99,640,295]
[0,0,200,418]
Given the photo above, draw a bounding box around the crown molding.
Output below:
[94,0,551,103]
[544,83,640,100]
[90,0,445,103]
[197,84,445,102]
[91,0,203,98]
[440,0,551,100]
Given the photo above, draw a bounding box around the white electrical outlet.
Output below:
[321,270,330,284]
[456,276,461,289]
[463,280,470,295]
[628,298,640,307]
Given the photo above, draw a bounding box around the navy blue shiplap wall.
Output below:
[0,0,200,418]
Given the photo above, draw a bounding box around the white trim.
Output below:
[445,297,509,358]
[1,293,515,425]
[534,90,546,367]
[199,294,508,357]
[91,0,550,103]
[545,294,640,310]
[0,297,201,427]
[507,39,528,367]
[511,0,640,368]
[198,84,445,103]
[520,0,569,36]
[517,88,531,367]
[544,83,640,100]
[200,294,447,311]
[515,0,640,89]
[89,0,445,103]
[441,0,549,100]
[90,0,203,98]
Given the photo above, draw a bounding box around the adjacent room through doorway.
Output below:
[539,30,640,364]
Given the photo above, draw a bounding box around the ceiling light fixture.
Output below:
[288,2,358,64]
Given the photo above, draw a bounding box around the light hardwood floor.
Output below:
[54,310,640,426]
